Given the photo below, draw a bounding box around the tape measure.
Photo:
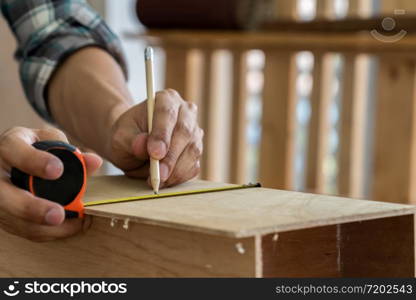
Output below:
[84,183,261,207]
[11,141,86,218]
[10,140,262,219]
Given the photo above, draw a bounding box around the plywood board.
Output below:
[340,215,415,277]
[1,214,412,277]
[261,225,340,277]
[0,216,255,277]
[84,175,234,204]
[261,215,415,277]
[84,176,416,238]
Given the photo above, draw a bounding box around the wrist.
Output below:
[101,100,132,160]
[107,101,131,130]
[48,47,134,159]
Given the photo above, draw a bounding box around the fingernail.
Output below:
[159,163,169,181]
[149,141,166,159]
[45,158,63,178]
[44,207,64,225]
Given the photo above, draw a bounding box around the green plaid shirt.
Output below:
[1,0,127,122]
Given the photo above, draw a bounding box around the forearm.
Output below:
[48,47,133,159]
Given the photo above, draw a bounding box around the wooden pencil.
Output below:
[144,46,160,194]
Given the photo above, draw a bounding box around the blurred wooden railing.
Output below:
[133,0,416,204]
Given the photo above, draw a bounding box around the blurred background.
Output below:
[1,0,416,204]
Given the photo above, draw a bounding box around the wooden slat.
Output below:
[259,51,297,189]
[186,49,204,105]
[337,54,368,198]
[273,0,297,21]
[348,0,372,18]
[337,0,372,196]
[316,0,334,20]
[183,49,230,181]
[340,215,415,277]
[0,217,255,277]
[258,0,297,188]
[229,50,248,184]
[372,56,416,204]
[185,49,209,178]
[305,53,333,194]
[199,50,223,181]
[164,47,188,97]
[198,49,212,179]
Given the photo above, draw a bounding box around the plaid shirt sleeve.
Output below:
[1,0,127,123]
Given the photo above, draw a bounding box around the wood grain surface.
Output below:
[84,176,416,238]
[0,216,255,277]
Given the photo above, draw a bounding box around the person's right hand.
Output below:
[0,127,102,242]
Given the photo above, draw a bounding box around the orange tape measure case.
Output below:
[11,141,86,218]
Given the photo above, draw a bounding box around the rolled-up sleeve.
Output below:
[1,0,127,122]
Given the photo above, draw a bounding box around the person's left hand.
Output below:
[0,126,102,241]
[107,89,203,188]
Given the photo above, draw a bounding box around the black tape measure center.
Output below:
[11,141,85,207]
[34,148,84,206]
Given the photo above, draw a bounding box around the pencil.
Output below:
[144,46,160,194]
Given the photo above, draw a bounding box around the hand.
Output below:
[0,127,102,242]
[108,89,203,187]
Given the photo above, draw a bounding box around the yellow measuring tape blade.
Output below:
[84,183,261,207]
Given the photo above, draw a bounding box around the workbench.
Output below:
[0,176,414,277]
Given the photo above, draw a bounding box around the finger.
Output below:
[110,121,147,172]
[0,128,64,179]
[1,216,84,242]
[0,158,9,175]
[35,127,69,143]
[163,137,203,187]
[124,162,150,179]
[83,153,103,175]
[164,160,201,188]
[0,178,65,225]
[159,105,197,182]
[131,133,149,161]
[148,90,180,160]
[26,218,84,242]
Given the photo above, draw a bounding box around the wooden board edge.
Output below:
[85,207,416,239]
